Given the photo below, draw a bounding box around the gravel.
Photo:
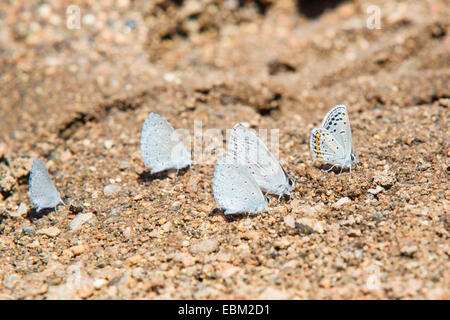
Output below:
[0,0,448,300]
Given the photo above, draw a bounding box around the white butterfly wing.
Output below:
[140,113,191,173]
[213,154,268,215]
[227,123,290,195]
[320,105,352,157]
[29,158,61,211]
[310,127,347,164]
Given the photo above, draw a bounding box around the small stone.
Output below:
[284,215,296,228]
[297,218,325,234]
[69,202,84,214]
[332,197,351,209]
[174,253,195,267]
[37,227,61,238]
[400,245,418,257]
[60,150,72,162]
[368,185,383,195]
[10,203,27,218]
[104,140,113,149]
[119,160,130,170]
[161,221,172,233]
[3,274,20,289]
[93,279,107,290]
[182,240,190,247]
[163,72,181,84]
[348,229,362,237]
[373,212,386,220]
[438,98,449,108]
[131,267,146,281]
[190,239,219,254]
[127,255,142,265]
[282,260,298,270]
[23,226,36,236]
[69,212,95,231]
[222,265,241,278]
[77,280,94,299]
[374,170,396,188]
[259,287,289,299]
[171,201,181,210]
[103,184,121,196]
[148,229,161,238]
[70,244,87,256]
[82,14,96,26]
[295,222,315,235]
[0,142,7,157]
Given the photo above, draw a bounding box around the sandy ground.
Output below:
[0,0,449,299]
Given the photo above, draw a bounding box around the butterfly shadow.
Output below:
[317,164,349,174]
[209,208,259,223]
[26,207,55,221]
[137,167,189,184]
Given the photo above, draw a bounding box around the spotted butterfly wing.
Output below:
[320,105,352,157]
[140,112,191,174]
[213,154,268,215]
[310,127,347,163]
[227,123,292,196]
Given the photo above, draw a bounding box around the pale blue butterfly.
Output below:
[213,154,268,215]
[29,158,65,212]
[140,112,191,174]
[310,105,358,173]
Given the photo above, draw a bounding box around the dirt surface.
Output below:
[0,0,449,299]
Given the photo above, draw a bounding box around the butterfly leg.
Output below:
[264,193,271,204]
[324,164,336,173]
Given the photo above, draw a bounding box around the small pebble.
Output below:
[284,215,296,228]
[37,227,61,238]
[69,212,95,231]
[93,279,107,290]
[104,140,113,149]
[161,221,172,233]
[77,280,94,299]
[10,203,27,218]
[127,255,142,265]
[374,170,396,188]
[332,197,351,209]
[103,184,121,196]
[190,239,219,254]
[70,244,87,256]
[119,160,130,170]
[400,245,418,257]
[23,227,36,236]
[60,150,72,162]
[368,185,383,195]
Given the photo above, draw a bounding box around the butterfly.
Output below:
[212,154,268,215]
[227,123,294,198]
[29,158,65,212]
[140,112,191,174]
[310,105,358,173]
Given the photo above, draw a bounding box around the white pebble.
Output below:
[103,184,121,196]
[332,197,351,209]
[69,213,95,231]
